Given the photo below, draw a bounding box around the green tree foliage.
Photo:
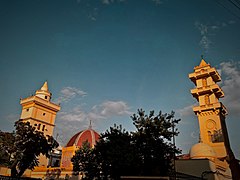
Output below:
[71,109,181,179]
[131,109,181,176]
[0,131,15,166]
[95,124,141,179]
[0,120,58,177]
[71,141,100,180]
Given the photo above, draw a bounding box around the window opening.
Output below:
[205,95,210,105]
[202,78,207,87]
[211,129,224,143]
[37,124,41,130]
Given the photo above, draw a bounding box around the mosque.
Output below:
[0,59,238,179]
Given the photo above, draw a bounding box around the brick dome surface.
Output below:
[66,128,100,147]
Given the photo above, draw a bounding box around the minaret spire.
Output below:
[35,81,51,101]
[40,81,49,91]
[199,59,208,67]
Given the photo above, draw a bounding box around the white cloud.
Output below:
[57,100,132,122]
[90,101,132,119]
[194,20,235,52]
[54,106,91,146]
[56,87,87,103]
[228,20,235,25]
[195,22,208,35]
[199,35,212,51]
[58,107,87,122]
[195,22,212,52]
[6,113,20,122]
[177,105,195,119]
[219,61,240,116]
[101,101,131,117]
[53,118,89,146]
[54,100,132,145]
[211,25,219,30]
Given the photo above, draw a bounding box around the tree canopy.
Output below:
[0,120,58,177]
[95,124,141,179]
[132,109,181,176]
[0,131,15,166]
[71,141,101,180]
[72,109,181,179]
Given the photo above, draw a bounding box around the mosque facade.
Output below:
[0,60,237,179]
[19,82,100,179]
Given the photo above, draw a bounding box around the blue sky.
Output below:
[0,0,240,158]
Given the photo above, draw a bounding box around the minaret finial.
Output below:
[40,81,49,91]
[89,120,92,129]
[201,54,204,60]
[35,81,51,100]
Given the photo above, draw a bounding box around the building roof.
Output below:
[199,59,208,67]
[66,128,100,147]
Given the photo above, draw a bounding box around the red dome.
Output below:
[66,128,100,147]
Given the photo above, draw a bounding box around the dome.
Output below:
[189,143,216,160]
[66,128,100,147]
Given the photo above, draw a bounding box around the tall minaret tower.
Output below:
[20,81,61,167]
[189,59,229,160]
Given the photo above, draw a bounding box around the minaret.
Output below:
[189,59,228,159]
[20,81,61,167]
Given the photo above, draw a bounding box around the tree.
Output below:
[1,120,59,177]
[0,131,15,166]
[131,109,181,176]
[71,141,101,180]
[95,124,141,179]
[71,109,181,179]
[71,125,141,180]
[131,109,180,176]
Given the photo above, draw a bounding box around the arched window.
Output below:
[37,124,41,130]
[212,129,224,143]
[202,78,207,87]
[205,95,210,105]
